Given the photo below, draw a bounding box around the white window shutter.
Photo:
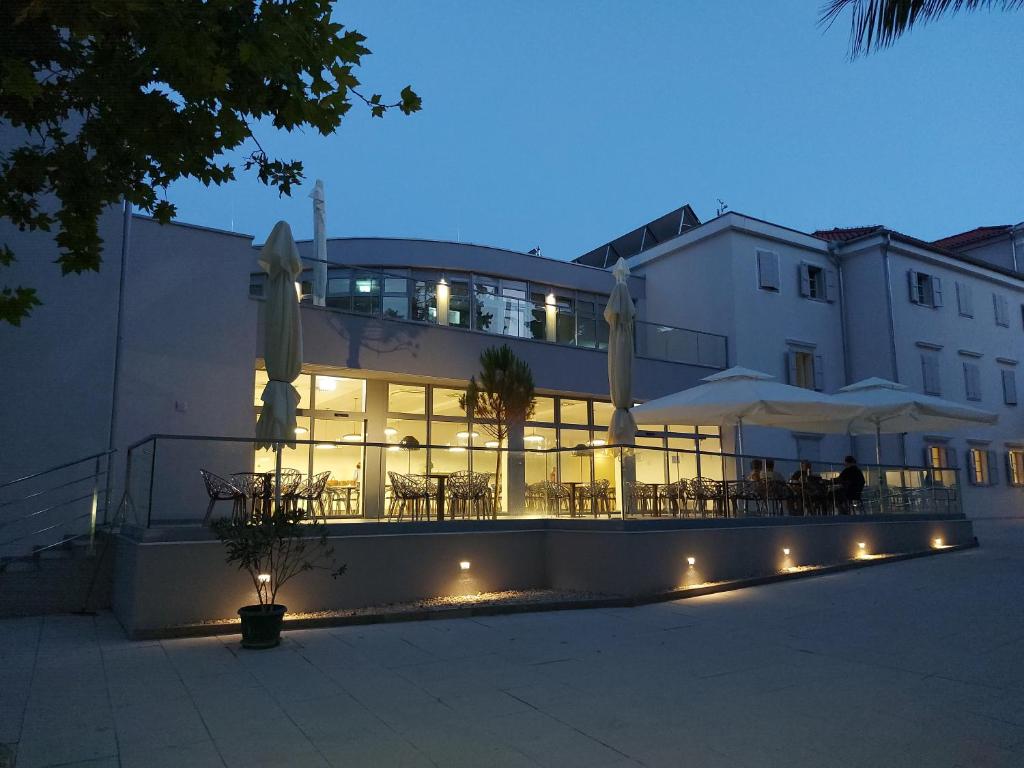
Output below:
[964,363,979,400]
[786,351,798,385]
[813,355,824,391]
[825,269,837,302]
[987,450,999,485]
[957,282,974,317]
[1002,369,1017,405]
[973,365,982,400]
[908,270,920,303]
[931,277,943,307]
[998,295,1009,326]
[757,251,779,291]
[1006,452,1017,486]
[798,264,811,297]
[966,451,977,485]
[922,355,940,396]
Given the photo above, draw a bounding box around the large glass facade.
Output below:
[254,369,724,519]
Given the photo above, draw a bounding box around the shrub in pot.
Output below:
[212,504,345,649]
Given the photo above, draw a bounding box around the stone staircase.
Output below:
[0,534,114,617]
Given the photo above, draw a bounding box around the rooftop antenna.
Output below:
[528,246,543,257]
[716,199,729,217]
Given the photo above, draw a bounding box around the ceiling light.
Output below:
[341,433,362,442]
[316,377,337,392]
[383,427,398,437]
[294,426,308,435]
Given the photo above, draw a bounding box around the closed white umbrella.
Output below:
[605,258,637,445]
[632,366,864,456]
[255,221,304,511]
[787,377,998,463]
[309,179,327,307]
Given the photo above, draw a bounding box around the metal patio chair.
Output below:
[200,470,246,525]
[576,479,612,516]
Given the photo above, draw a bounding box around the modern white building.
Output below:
[1,201,1021,541]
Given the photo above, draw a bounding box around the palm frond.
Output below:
[820,0,1024,57]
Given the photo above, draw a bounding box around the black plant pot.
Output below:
[238,604,286,649]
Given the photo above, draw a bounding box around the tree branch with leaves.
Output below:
[0,0,421,325]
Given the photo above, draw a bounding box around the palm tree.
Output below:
[821,0,1024,57]
[460,345,536,513]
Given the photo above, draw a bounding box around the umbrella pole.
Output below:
[275,442,283,514]
[874,423,887,515]
[735,418,745,481]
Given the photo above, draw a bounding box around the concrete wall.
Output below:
[112,515,973,636]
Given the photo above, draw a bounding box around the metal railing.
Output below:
[250,264,729,369]
[0,450,115,560]
[124,434,961,528]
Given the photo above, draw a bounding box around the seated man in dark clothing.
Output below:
[831,455,866,514]
[787,461,819,515]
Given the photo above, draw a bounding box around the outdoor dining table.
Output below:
[426,473,450,522]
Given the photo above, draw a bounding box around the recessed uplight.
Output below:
[782,548,790,556]
[257,573,271,584]
[686,557,696,566]
[459,561,471,571]
[933,537,944,548]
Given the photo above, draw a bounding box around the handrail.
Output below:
[126,433,939,473]
[0,449,115,490]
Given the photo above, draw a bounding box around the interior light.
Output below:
[294,426,308,435]
[294,282,302,300]
[315,443,336,450]
[456,431,480,440]
[387,445,401,453]
[686,556,696,566]
[545,293,556,305]
[459,560,471,571]
[341,433,362,442]
[590,438,607,447]
[316,378,337,392]
[449,445,466,453]
[383,427,398,437]
[523,433,545,444]
[257,573,271,584]
[484,441,500,449]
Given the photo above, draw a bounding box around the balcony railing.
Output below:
[249,265,728,369]
[125,434,962,529]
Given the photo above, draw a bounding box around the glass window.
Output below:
[313,376,365,413]
[1008,450,1024,486]
[432,387,467,418]
[667,436,698,482]
[559,429,593,483]
[528,289,547,341]
[254,369,269,407]
[388,384,426,414]
[351,273,380,315]
[576,299,598,349]
[385,419,427,477]
[447,276,471,329]
[530,397,556,424]
[635,436,667,485]
[411,274,437,323]
[474,279,500,333]
[524,426,558,488]
[559,399,588,426]
[429,421,471,476]
[382,272,410,320]
[555,293,575,345]
[523,425,555,450]
[668,424,698,435]
[592,401,614,427]
[254,414,310,475]
[970,448,989,484]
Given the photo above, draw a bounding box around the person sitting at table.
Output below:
[831,455,866,514]
[746,459,764,483]
[790,460,818,483]
[764,460,784,483]
[788,461,822,515]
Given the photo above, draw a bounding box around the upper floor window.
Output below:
[955,282,974,318]
[968,447,997,486]
[756,250,780,292]
[963,362,982,402]
[798,264,836,302]
[909,270,942,308]
[1002,368,1018,406]
[993,293,1010,327]
[787,348,823,391]
[1008,449,1024,487]
[921,352,942,396]
[926,444,957,486]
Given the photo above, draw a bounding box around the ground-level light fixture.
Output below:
[782,548,790,556]
[686,556,696,566]
[933,537,945,548]
[459,560,471,571]
[257,573,271,585]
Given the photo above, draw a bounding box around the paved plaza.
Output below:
[2,519,1024,768]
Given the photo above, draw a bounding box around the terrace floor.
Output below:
[2,518,1024,768]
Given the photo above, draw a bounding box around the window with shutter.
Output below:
[787,349,816,389]
[812,355,824,391]
[908,270,921,303]
[756,250,780,291]
[968,448,988,485]
[798,264,811,297]
[921,354,941,396]
[1002,369,1018,405]
[824,269,837,302]
[994,294,1009,327]
[1007,450,1024,486]
[956,282,974,317]
[964,363,981,401]
[931,277,943,307]
[987,450,999,486]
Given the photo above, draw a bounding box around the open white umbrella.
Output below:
[786,377,998,463]
[255,221,304,511]
[605,258,637,445]
[631,367,864,458]
[309,179,327,307]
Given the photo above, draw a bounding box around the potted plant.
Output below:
[212,503,345,649]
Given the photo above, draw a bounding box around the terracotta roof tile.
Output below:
[932,226,1011,251]
[811,226,884,242]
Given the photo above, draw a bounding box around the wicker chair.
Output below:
[290,471,331,515]
[386,472,434,521]
[625,481,657,516]
[447,471,494,519]
[689,477,724,516]
[200,470,245,525]
[763,479,793,516]
[658,480,688,516]
[730,480,766,516]
[576,479,612,516]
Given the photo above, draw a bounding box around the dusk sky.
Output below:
[168,1,1024,259]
